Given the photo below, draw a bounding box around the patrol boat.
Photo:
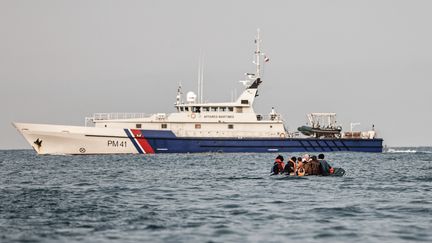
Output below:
[13,30,383,154]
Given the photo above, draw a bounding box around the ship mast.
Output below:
[245,29,266,90]
[255,28,261,79]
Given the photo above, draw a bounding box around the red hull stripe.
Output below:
[130,129,155,154]
[124,129,144,154]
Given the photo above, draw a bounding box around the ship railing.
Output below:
[91,113,152,121]
[85,117,95,127]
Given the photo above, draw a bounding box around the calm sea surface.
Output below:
[1,148,431,243]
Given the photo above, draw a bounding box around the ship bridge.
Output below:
[85,29,287,138]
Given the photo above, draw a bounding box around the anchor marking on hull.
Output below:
[34,138,42,149]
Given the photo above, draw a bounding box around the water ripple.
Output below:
[0,149,431,242]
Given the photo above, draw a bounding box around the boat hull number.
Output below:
[107,140,127,147]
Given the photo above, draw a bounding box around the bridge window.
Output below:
[203,107,209,112]
[220,107,226,112]
[228,107,233,112]
[236,107,243,113]
[136,124,142,128]
[180,107,184,112]
[211,107,217,112]
[195,124,201,129]
[185,107,189,112]
[228,124,234,129]
[193,107,201,113]
[241,100,249,104]
[161,124,167,129]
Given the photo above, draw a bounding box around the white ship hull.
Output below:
[13,122,384,154]
[13,123,139,155]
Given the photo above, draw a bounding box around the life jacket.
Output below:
[310,160,321,175]
[303,161,312,175]
[297,167,305,176]
[274,159,285,174]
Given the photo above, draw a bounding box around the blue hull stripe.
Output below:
[124,129,144,154]
[120,129,383,153]
[144,138,383,153]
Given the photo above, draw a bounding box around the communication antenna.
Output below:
[197,52,205,103]
[255,28,261,78]
[176,82,183,105]
[201,53,204,103]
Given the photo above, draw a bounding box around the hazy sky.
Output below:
[1,0,431,149]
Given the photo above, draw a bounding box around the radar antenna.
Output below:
[239,80,250,87]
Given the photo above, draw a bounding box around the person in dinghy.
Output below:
[283,157,297,175]
[270,154,344,177]
[270,155,285,175]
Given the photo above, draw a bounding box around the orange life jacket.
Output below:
[297,167,305,176]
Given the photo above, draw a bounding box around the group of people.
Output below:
[271,153,334,176]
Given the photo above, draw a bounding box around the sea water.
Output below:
[1,148,431,243]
